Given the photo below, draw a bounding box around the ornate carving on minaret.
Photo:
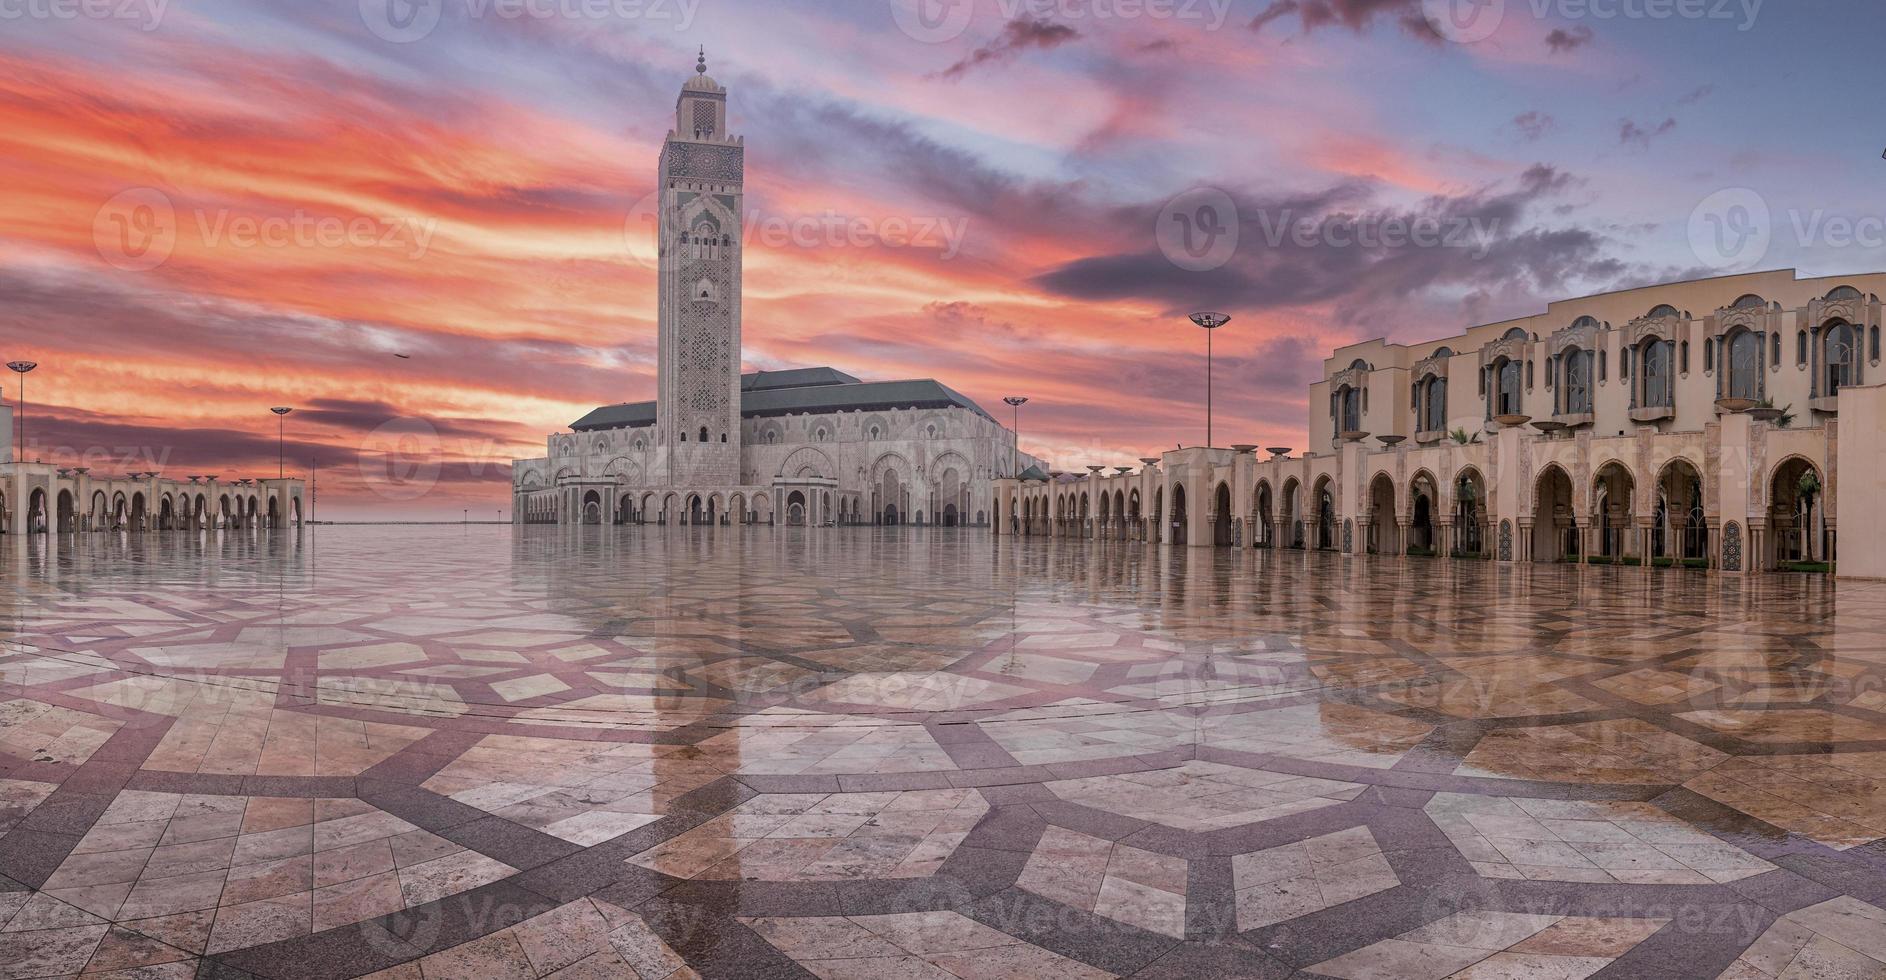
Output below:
[654,49,744,486]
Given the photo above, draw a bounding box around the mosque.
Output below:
[510,55,1037,527]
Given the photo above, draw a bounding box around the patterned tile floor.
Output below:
[1,526,1884,978]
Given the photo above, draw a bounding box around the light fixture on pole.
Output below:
[7,361,37,464]
[269,407,292,479]
[1002,396,1028,477]
[1188,313,1230,448]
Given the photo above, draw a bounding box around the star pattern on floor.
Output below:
[0,527,1879,978]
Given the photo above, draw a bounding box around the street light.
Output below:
[269,407,292,479]
[1002,396,1028,477]
[1188,313,1230,448]
[7,361,37,464]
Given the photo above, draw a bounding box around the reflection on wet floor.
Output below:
[0,525,1879,978]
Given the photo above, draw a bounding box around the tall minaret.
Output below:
[655,48,744,487]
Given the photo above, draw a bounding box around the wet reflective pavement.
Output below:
[0,525,1883,978]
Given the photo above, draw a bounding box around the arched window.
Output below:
[1873,326,1881,362]
[1771,332,1780,367]
[1648,304,1680,319]
[1349,358,1370,371]
[1824,321,1857,393]
[1641,339,1673,408]
[1827,285,1862,301]
[1338,386,1361,432]
[1562,347,1592,414]
[1422,375,1448,431]
[1725,329,1761,400]
[1733,294,1766,309]
[698,425,709,443]
[1704,338,1713,372]
[680,430,687,443]
[1503,327,1529,342]
[1494,358,1522,415]
[1798,330,1808,365]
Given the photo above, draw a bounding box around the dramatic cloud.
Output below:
[933,17,1080,80]
[1544,25,1596,53]
[0,1,1872,514]
[1248,0,1436,40]
[1511,111,1556,142]
[1619,117,1679,148]
[1034,164,1627,329]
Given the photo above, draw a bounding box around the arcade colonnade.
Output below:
[0,464,306,535]
[996,406,1847,575]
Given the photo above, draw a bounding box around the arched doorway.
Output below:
[1593,461,1635,560]
[1212,482,1231,547]
[1768,457,1824,568]
[943,503,958,527]
[27,488,47,534]
[582,490,602,524]
[1313,478,1334,550]
[56,490,75,534]
[1367,474,1396,554]
[1254,482,1273,548]
[1409,471,1436,552]
[1169,484,1187,546]
[787,490,807,526]
[1455,468,1485,557]
[1533,466,1576,562]
[1656,458,1706,563]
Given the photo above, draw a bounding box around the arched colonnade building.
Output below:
[997,269,1886,576]
[0,459,305,536]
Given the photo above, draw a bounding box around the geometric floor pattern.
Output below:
[0,526,1883,978]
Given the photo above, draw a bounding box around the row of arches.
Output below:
[0,487,296,534]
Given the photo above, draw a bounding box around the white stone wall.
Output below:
[512,403,1040,526]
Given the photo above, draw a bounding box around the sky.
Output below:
[1,0,1882,518]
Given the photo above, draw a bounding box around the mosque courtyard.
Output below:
[0,526,1883,979]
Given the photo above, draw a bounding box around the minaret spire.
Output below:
[696,46,706,75]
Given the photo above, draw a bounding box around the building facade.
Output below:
[997,269,1886,576]
[511,58,1035,528]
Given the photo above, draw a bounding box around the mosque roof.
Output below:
[570,368,995,431]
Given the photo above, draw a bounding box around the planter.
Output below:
[1493,414,1532,427]
[1377,435,1405,447]
[1339,430,1370,442]
[1265,447,1292,458]
[1715,397,1758,413]
[1748,407,1783,422]
[1231,444,1258,454]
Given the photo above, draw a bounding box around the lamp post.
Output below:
[7,361,37,463]
[1188,313,1230,448]
[269,407,292,479]
[1002,396,1028,477]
